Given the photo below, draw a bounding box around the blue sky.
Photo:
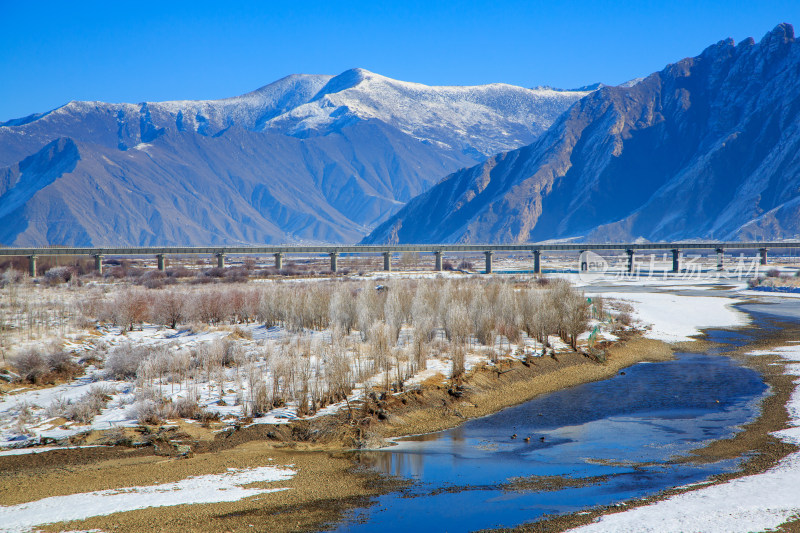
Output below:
[2,0,800,121]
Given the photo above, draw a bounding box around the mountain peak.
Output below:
[312,68,377,99]
[762,22,795,45]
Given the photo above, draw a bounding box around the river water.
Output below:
[328,304,794,533]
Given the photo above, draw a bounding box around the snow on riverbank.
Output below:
[0,320,565,449]
[588,291,749,343]
[0,465,295,533]
[0,445,108,457]
[570,343,800,533]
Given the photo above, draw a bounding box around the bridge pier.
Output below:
[671,249,680,273]
[579,250,587,271]
[434,251,443,272]
[216,253,225,268]
[484,251,493,274]
[533,250,541,274]
[330,252,338,273]
[156,254,165,271]
[626,249,635,273]
[274,252,283,270]
[383,251,392,272]
[716,248,724,270]
[759,248,768,266]
[28,255,37,277]
[94,254,104,275]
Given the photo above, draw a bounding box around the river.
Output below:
[327,303,795,532]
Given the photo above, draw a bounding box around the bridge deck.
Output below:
[1,242,799,257]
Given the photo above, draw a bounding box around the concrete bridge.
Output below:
[1,242,799,277]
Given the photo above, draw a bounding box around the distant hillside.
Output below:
[364,24,800,244]
[0,70,589,246]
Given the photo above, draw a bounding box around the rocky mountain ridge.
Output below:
[364,24,800,244]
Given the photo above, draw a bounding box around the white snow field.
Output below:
[570,343,800,532]
[588,291,750,343]
[0,465,295,533]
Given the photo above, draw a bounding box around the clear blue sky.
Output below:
[2,0,799,121]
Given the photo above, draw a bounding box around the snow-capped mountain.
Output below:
[261,68,586,157]
[0,70,589,246]
[364,24,800,245]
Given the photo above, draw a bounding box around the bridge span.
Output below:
[1,242,799,277]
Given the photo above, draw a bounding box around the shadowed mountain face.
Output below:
[364,24,800,245]
[0,70,588,246]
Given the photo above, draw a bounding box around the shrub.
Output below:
[175,396,202,419]
[747,277,762,289]
[166,266,193,278]
[130,400,163,425]
[1,268,23,287]
[766,268,782,278]
[63,385,114,423]
[44,266,74,285]
[46,351,81,380]
[223,267,249,283]
[103,266,127,279]
[617,311,633,326]
[12,349,47,383]
[143,278,166,289]
[202,267,226,278]
[143,270,167,281]
[250,379,269,417]
[106,344,151,379]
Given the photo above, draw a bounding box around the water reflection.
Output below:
[329,310,789,533]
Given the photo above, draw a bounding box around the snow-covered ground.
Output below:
[570,343,800,533]
[588,291,749,343]
[0,465,295,533]
[0,445,108,456]
[0,320,567,449]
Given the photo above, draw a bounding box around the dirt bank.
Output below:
[374,336,673,440]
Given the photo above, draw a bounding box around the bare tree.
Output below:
[155,290,185,329]
[563,290,590,351]
[444,301,470,344]
[368,321,391,391]
[384,289,406,343]
[113,289,150,331]
[451,342,466,379]
[330,284,357,333]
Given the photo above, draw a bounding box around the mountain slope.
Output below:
[364,24,800,244]
[0,70,589,246]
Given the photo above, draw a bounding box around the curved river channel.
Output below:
[328,302,797,532]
